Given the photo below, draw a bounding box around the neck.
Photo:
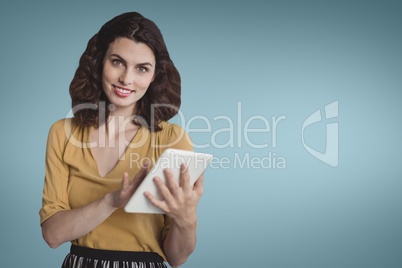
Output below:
[100,105,138,133]
[109,103,136,118]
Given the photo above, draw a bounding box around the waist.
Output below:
[70,244,165,263]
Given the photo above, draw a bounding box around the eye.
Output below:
[111,58,123,65]
[138,66,149,73]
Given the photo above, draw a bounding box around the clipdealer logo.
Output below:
[63,100,339,169]
[302,101,339,167]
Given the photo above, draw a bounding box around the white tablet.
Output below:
[124,148,213,214]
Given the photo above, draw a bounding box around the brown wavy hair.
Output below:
[69,12,181,131]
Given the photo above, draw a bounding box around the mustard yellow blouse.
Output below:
[39,118,193,260]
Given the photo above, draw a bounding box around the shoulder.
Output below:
[47,118,81,145]
[155,121,193,150]
[48,118,69,137]
[157,121,186,137]
[48,118,79,136]
[49,118,67,131]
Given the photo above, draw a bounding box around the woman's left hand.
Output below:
[144,164,203,226]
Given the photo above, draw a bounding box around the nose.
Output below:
[119,70,134,85]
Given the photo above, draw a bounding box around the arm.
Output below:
[163,215,197,267]
[42,167,148,248]
[42,192,116,248]
[145,165,204,267]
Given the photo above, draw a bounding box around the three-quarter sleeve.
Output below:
[39,119,71,225]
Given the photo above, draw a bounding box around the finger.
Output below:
[144,191,169,212]
[121,172,130,193]
[131,161,150,190]
[163,168,180,195]
[134,161,150,180]
[194,174,204,196]
[153,176,175,204]
[180,163,192,193]
[122,172,129,186]
[118,173,131,204]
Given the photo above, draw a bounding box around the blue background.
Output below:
[1,0,401,267]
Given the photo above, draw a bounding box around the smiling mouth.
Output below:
[113,85,134,97]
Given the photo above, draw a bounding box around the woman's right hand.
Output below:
[110,161,150,209]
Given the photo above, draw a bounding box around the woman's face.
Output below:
[102,37,156,113]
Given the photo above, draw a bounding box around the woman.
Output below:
[40,12,203,268]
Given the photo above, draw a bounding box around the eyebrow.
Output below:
[110,53,154,67]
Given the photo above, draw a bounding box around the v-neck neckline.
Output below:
[88,125,143,178]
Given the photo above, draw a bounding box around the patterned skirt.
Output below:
[61,244,167,268]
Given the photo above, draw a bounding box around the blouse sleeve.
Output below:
[39,119,71,225]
